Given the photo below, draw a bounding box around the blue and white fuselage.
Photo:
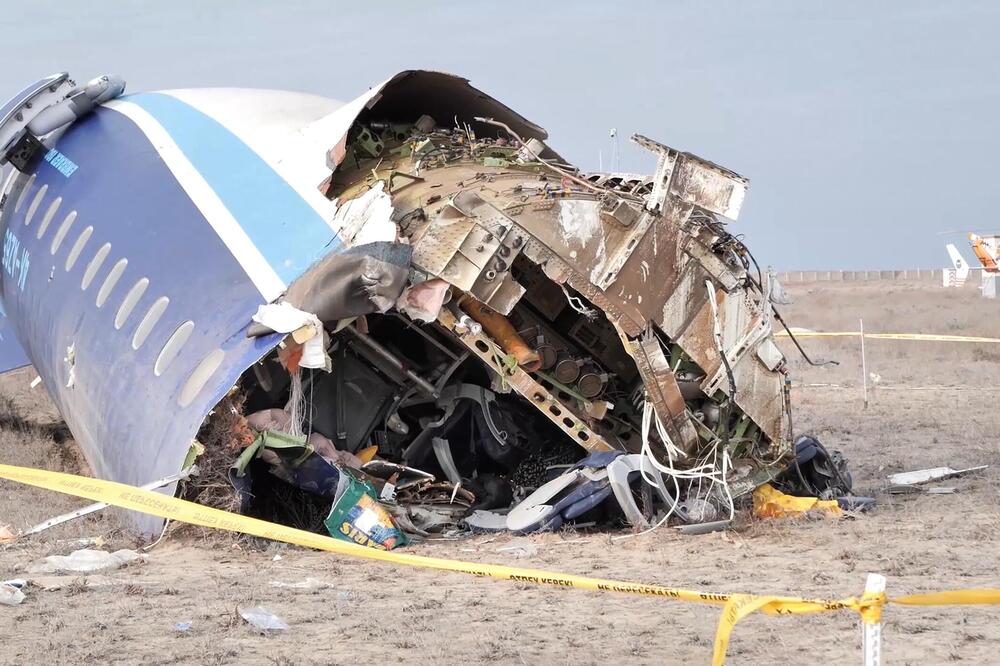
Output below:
[0,74,387,528]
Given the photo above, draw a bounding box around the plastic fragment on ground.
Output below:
[0,523,16,543]
[506,459,616,533]
[505,471,580,533]
[835,496,877,511]
[238,606,289,632]
[0,581,26,606]
[26,548,145,574]
[497,537,539,558]
[269,578,331,590]
[752,483,843,519]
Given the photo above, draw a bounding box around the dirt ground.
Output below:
[1,280,998,665]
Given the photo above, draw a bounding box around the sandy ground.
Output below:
[1,280,999,665]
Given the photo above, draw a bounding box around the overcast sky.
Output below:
[5,1,998,269]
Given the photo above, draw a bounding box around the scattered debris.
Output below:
[887,466,988,486]
[773,436,854,500]
[27,549,145,574]
[463,510,508,532]
[506,452,618,533]
[174,621,192,632]
[25,575,128,591]
[250,302,329,371]
[497,537,539,558]
[0,524,16,543]
[238,606,289,633]
[324,470,408,550]
[753,484,843,519]
[1,69,851,545]
[268,578,331,590]
[0,579,26,606]
[674,521,731,535]
[888,483,960,495]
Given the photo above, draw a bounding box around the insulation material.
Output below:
[396,278,451,323]
[753,484,842,519]
[283,242,412,322]
[251,303,329,370]
[332,182,397,245]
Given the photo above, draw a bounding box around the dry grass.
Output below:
[182,389,253,515]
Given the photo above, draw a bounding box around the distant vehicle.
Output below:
[967,233,1000,273]
[943,234,999,295]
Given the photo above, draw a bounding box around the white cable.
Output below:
[286,370,306,438]
[720,448,736,521]
[629,399,736,530]
[559,283,598,320]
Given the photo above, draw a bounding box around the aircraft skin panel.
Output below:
[1,103,285,530]
[156,88,346,219]
[122,93,342,283]
[0,73,67,126]
[106,99,287,302]
[0,301,29,373]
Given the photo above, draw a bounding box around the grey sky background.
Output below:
[5,1,998,269]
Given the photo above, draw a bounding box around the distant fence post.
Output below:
[775,269,944,284]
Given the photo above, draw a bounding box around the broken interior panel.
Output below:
[187,70,794,543]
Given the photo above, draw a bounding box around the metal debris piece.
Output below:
[674,520,731,535]
[888,485,959,495]
[361,461,435,490]
[886,466,988,486]
[463,510,509,532]
[21,468,194,537]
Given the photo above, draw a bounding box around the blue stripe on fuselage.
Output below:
[124,92,340,284]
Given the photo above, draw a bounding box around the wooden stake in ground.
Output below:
[862,573,886,666]
[860,318,869,409]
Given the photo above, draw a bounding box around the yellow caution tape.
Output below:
[776,331,1000,343]
[1,462,998,665]
[893,588,1000,606]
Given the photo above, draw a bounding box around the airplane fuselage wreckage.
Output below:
[0,71,797,540]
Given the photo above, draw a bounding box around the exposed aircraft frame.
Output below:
[0,70,794,534]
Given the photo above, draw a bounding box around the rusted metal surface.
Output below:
[324,78,793,489]
[437,309,615,453]
[613,324,700,455]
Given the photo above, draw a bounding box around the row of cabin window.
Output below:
[3,166,199,382]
